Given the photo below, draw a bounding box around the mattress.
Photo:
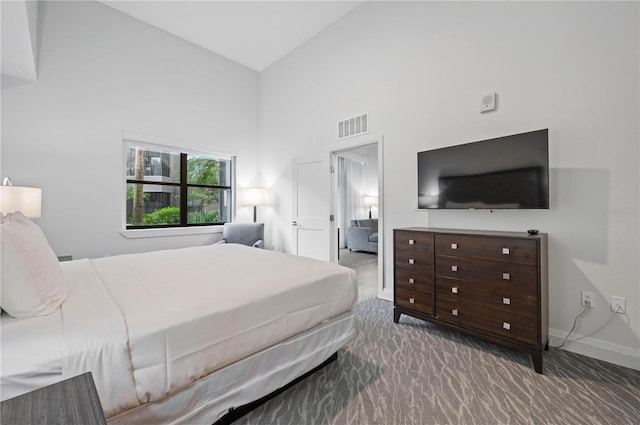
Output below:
[1,243,357,421]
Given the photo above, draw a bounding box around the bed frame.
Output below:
[214,352,338,424]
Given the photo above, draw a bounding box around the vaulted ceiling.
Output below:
[1,0,364,88]
[100,1,364,72]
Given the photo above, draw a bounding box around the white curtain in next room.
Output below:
[337,157,366,248]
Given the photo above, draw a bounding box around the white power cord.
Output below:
[551,300,591,349]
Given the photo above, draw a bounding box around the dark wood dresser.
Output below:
[393,227,548,373]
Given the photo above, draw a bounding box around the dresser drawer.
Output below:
[395,269,433,293]
[394,250,432,273]
[436,298,538,345]
[435,256,537,288]
[394,231,434,255]
[435,234,538,266]
[434,297,462,325]
[463,307,538,346]
[395,287,433,315]
[435,277,537,316]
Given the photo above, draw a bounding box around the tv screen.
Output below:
[418,129,549,209]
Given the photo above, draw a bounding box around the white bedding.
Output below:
[0,311,63,400]
[109,310,355,425]
[60,257,140,416]
[2,243,357,420]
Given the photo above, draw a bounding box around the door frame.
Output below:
[330,135,385,299]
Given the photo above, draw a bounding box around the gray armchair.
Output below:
[216,223,264,248]
[347,219,378,253]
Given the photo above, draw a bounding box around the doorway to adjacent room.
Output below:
[331,138,382,298]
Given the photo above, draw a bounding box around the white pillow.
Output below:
[1,212,66,318]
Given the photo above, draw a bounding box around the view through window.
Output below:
[125,141,233,228]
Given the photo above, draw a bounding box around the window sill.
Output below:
[119,226,223,239]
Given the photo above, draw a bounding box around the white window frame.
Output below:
[119,131,236,239]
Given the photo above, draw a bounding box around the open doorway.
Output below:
[331,138,382,298]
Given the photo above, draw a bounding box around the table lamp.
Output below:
[364,195,378,219]
[0,177,42,218]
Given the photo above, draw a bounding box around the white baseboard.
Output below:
[549,328,640,370]
[381,287,393,302]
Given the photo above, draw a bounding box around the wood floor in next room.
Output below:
[338,248,378,297]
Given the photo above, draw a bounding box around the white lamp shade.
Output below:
[364,195,378,207]
[241,188,268,206]
[0,186,42,218]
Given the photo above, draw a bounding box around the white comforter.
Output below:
[60,244,357,418]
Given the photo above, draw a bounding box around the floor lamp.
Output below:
[240,188,268,223]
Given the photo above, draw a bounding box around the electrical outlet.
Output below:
[581,291,595,307]
[611,296,626,313]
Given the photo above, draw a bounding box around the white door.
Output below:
[292,154,331,261]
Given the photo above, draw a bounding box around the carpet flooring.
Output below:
[235,296,640,425]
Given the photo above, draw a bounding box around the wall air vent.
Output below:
[338,113,368,140]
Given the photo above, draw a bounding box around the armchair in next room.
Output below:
[346,219,378,254]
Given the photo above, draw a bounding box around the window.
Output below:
[125,141,233,229]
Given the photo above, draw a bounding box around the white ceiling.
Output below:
[99,1,364,72]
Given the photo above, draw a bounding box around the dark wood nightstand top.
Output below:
[1,372,107,425]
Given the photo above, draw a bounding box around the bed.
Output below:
[1,213,357,424]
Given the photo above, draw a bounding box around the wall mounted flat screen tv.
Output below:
[418,129,549,209]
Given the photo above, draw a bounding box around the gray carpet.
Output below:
[235,296,640,425]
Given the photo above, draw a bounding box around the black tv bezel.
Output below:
[417,129,550,210]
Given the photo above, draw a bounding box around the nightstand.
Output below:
[1,372,107,425]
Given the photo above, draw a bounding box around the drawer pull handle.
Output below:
[408,258,415,265]
[451,265,458,272]
[503,297,511,305]
[452,309,459,316]
[503,322,511,330]
[451,287,458,294]
[408,278,415,284]
[409,298,415,304]
[502,248,510,255]
[451,243,458,250]
[409,239,415,245]
[503,273,511,280]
